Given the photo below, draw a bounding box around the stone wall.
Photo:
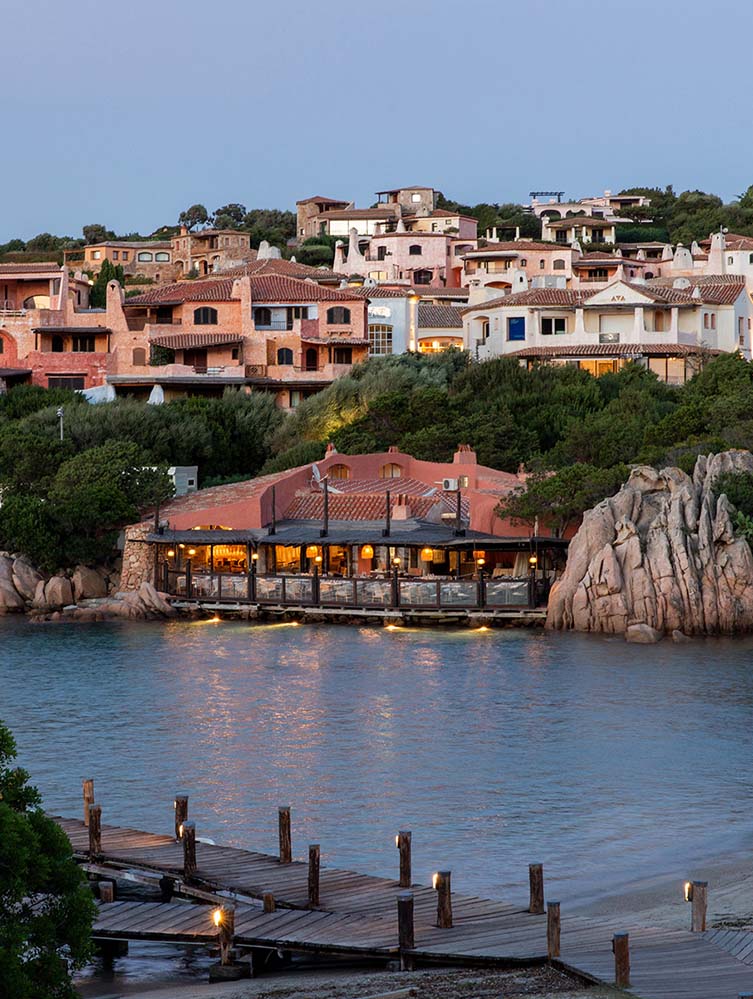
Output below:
[547,450,753,637]
[120,523,154,591]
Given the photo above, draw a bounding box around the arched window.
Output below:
[539,259,545,269]
[326,306,351,324]
[553,259,566,271]
[409,244,422,256]
[380,462,403,479]
[0,337,4,354]
[277,347,293,365]
[155,252,170,262]
[132,347,146,366]
[329,463,351,480]
[413,269,432,285]
[137,251,153,262]
[194,306,218,325]
[255,307,272,327]
[520,258,527,266]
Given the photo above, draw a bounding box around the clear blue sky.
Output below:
[6,0,753,240]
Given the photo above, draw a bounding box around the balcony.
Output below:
[254,320,294,331]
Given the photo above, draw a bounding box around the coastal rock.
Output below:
[137,581,176,617]
[625,623,663,644]
[72,565,107,601]
[11,559,43,601]
[0,580,26,612]
[44,576,74,609]
[547,450,753,637]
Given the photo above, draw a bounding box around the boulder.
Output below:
[672,629,693,643]
[12,559,43,601]
[72,566,107,601]
[137,581,176,617]
[548,451,753,637]
[0,580,26,613]
[0,555,14,585]
[625,623,663,644]
[44,576,74,609]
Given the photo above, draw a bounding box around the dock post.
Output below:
[263,892,276,913]
[397,830,411,888]
[185,559,193,599]
[547,900,561,958]
[182,820,197,879]
[528,863,544,914]
[613,932,630,986]
[691,880,708,932]
[278,806,292,863]
[174,795,188,840]
[82,778,94,826]
[433,870,452,928]
[216,904,235,966]
[88,804,102,859]
[308,844,320,907]
[397,891,415,970]
[99,880,115,903]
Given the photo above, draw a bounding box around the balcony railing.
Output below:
[161,567,535,611]
[254,320,294,331]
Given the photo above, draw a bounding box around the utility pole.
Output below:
[56,406,64,442]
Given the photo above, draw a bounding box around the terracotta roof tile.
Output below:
[219,258,342,282]
[508,343,722,359]
[418,304,464,329]
[125,278,236,306]
[462,289,584,314]
[124,273,360,307]
[0,261,62,274]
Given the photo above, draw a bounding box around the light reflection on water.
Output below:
[2,617,753,909]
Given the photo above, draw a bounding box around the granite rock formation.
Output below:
[547,451,753,637]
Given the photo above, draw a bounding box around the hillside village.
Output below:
[2,184,752,407]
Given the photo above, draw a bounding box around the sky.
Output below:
[5,0,753,240]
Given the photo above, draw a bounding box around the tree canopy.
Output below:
[0,720,94,997]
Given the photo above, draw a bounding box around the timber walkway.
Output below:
[55,815,753,997]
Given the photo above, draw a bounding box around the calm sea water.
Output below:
[2,617,752,906]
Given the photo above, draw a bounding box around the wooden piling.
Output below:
[691,880,708,932]
[217,905,235,966]
[182,820,197,879]
[308,844,320,907]
[528,863,544,914]
[612,932,630,986]
[263,892,276,913]
[397,891,415,970]
[174,795,188,840]
[547,901,561,958]
[82,779,94,827]
[397,830,412,888]
[278,806,292,864]
[88,804,102,859]
[434,871,452,928]
[99,881,115,903]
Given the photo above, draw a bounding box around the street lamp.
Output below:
[56,406,64,442]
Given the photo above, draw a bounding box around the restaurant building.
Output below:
[123,445,568,614]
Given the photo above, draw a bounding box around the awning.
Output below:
[149,332,245,349]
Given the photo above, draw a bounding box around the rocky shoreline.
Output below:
[547,449,753,641]
[0,553,175,622]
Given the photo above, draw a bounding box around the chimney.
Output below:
[180,225,188,236]
[392,493,412,520]
[453,444,477,465]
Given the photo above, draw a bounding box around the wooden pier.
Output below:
[54,812,753,998]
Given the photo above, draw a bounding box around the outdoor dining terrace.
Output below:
[147,525,568,613]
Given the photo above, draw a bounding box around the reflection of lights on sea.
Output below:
[385,624,399,631]
[194,616,223,625]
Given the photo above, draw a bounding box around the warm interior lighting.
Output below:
[476,557,485,567]
[361,544,374,559]
[684,881,693,902]
[305,544,319,557]
[178,823,184,838]
[432,872,439,890]
[188,548,196,556]
[528,555,538,566]
[315,554,323,564]
[212,908,222,926]
[421,547,434,561]
[178,544,186,549]
[167,549,175,557]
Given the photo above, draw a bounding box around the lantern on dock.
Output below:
[684,881,693,902]
[212,908,222,926]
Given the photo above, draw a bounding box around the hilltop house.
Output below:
[462,275,750,383]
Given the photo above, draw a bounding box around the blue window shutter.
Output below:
[508,317,526,341]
